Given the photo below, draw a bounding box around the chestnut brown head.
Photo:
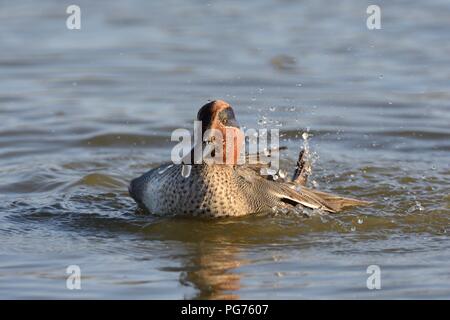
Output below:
[196,100,243,165]
[197,100,240,134]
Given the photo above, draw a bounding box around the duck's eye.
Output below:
[218,111,227,123]
[218,108,235,124]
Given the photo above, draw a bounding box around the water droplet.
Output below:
[269,106,276,112]
[257,117,267,125]
[302,208,313,217]
[272,255,281,262]
[407,201,425,213]
[302,132,309,141]
[379,74,384,79]
[296,83,302,87]
[272,174,279,181]
[357,218,363,224]
[181,164,192,178]
[415,201,424,211]
[278,169,286,179]
[350,226,356,232]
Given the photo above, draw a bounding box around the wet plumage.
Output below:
[129,100,368,217]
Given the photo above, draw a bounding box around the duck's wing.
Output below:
[236,166,369,213]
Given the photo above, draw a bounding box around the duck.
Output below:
[129,100,368,217]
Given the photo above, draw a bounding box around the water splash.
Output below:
[407,201,425,213]
[302,131,310,153]
[260,167,278,177]
[257,116,267,126]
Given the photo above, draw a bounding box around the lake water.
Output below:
[0,0,449,299]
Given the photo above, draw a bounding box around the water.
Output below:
[1,0,449,299]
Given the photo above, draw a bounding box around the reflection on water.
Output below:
[1,0,450,299]
[181,243,243,300]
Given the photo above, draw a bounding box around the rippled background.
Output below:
[1,0,449,299]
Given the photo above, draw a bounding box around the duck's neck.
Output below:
[221,127,243,165]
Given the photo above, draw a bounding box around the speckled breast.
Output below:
[140,164,252,217]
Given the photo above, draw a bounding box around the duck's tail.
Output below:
[302,188,370,212]
[273,183,370,213]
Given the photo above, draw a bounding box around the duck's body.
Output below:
[130,164,253,217]
[129,100,368,217]
[129,162,366,217]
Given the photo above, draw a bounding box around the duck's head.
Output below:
[197,100,244,165]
